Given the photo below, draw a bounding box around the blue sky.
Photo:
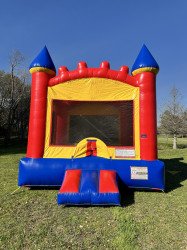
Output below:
[0,0,187,114]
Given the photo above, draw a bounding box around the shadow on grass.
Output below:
[0,139,27,155]
[118,180,135,207]
[30,186,60,190]
[119,157,187,204]
[29,183,135,208]
[161,157,187,193]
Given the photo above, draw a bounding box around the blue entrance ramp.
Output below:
[57,169,120,206]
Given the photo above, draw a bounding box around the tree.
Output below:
[0,51,30,144]
[14,72,30,140]
[159,86,187,149]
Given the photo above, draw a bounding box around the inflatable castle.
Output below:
[18,45,165,205]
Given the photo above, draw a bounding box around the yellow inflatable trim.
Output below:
[29,67,56,76]
[132,67,159,76]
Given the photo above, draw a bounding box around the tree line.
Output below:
[0,51,30,145]
[0,50,186,148]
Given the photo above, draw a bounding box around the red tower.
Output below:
[131,45,159,160]
[26,47,56,158]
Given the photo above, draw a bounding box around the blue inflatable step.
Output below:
[57,169,120,205]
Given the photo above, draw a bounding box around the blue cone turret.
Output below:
[131,45,159,76]
[29,46,56,75]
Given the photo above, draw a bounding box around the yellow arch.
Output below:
[73,137,110,158]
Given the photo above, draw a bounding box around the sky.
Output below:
[0,0,187,115]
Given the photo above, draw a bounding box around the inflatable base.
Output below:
[18,156,165,191]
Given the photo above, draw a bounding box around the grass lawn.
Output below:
[0,138,187,250]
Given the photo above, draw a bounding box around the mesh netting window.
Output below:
[50,100,134,146]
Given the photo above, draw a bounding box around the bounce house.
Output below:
[18,45,165,205]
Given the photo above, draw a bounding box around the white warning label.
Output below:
[131,167,148,180]
[115,149,135,158]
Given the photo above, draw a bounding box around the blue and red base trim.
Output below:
[18,156,165,191]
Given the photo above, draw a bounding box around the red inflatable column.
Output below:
[135,72,157,160]
[27,46,56,158]
[55,106,68,145]
[26,72,51,158]
[131,45,159,160]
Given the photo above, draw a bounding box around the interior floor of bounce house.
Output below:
[18,45,165,206]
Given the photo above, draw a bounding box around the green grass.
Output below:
[0,138,187,250]
[158,135,187,149]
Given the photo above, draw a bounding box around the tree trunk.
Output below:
[173,134,177,149]
[4,128,11,145]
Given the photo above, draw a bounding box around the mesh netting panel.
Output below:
[51,100,133,146]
